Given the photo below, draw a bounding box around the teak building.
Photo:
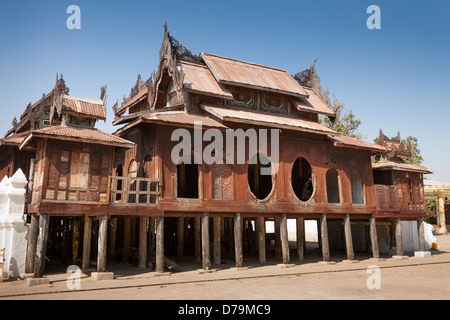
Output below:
[0,25,431,278]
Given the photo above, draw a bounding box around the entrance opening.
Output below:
[248,153,273,200]
[177,157,199,198]
[116,164,123,201]
[326,168,340,203]
[291,157,313,201]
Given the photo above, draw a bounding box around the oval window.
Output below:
[291,157,313,201]
[248,154,273,200]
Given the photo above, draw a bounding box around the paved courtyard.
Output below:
[1,234,449,300]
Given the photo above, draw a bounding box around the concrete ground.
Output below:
[1,234,449,300]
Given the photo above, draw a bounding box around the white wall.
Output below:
[0,169,29,279]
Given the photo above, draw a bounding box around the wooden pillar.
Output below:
[234,213,243,268]
[395,218,404,256]
[177,217,184,257]
[72,217,81,265]
[194,217,201,263]
[201,212,211,270]
[82,215,92,269]
[130,217,137,248]
[296,217,305,261]
[122,217,131,264]
[25,213,39,274]
[280,214,290,264]
[257,216,266,263]
[138,217,148,269]
[34,213,50,278]
[155,217,164,273]
[369,215,380,259]
[108,217,117,261]
[320,214,330,262]
[417,217,426,252]
[274,217,281,257]
[148,217,155,257]
[344,214,354,260]
[213,216,221,265]
[97,215,108,272]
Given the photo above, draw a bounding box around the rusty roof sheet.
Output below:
[200,104,335,135]
[0,131,30,147]
[20,125,134,150]
[291,86,335,116]
[372,159,432,174]
[114,111,228,136]
[143,111,228,129]
[181,61,233,99]
[62,95,106,120]
[201,53,308,98]
[116,87,149,116]
[327,134,389,154]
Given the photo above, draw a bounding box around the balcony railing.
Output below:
[108,176,159,206]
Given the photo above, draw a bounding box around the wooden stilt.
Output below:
[122,217,130,264]
[148,217,155,259]
[34,213,50,278]
[25,213,39,274]
[130,217,136,249]
[320,214,330,262]
[82,215,92,269]
[234,213,243,268]
[296,217,305,261]
[257,216,266,263]
[108,217,117,261]
[395,218,404,256]
[280,213,290,264]
[155,217,164,273]
[97,215,108,273]
[177,217,184,257]
[62,218,68,264]
[194,217,201,263]
[344,214,355,260]
[138,217,147,269]
[201,212,211,270]
[213,216,221,265]
[72,217,80,265]
[417,217,426,252]
[275,217,281,257]
[369,215,380,259]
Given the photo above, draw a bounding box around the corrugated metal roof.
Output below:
[181,61,233,99]
[291,86,335,116]
[0,131,29,147]
[328,134,388,154]
[113,111,228,136]
[200,104,335,134]
[62,95,106,120]
[201,53,308,98]
[116,87,149,116]
[143,111,228,129]
[20,125,134,149]
[372,159,432,174]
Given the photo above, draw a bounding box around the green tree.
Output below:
[321,109,366,140]
[402,136,424,165]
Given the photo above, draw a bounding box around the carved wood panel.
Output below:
[212,163,233,200]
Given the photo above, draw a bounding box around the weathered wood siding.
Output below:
[33,139,113,203]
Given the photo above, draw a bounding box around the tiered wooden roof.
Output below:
[112,24,385,156]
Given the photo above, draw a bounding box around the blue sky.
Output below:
[1,0,449,181]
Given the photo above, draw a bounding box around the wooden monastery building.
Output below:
[0,24,431,278]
